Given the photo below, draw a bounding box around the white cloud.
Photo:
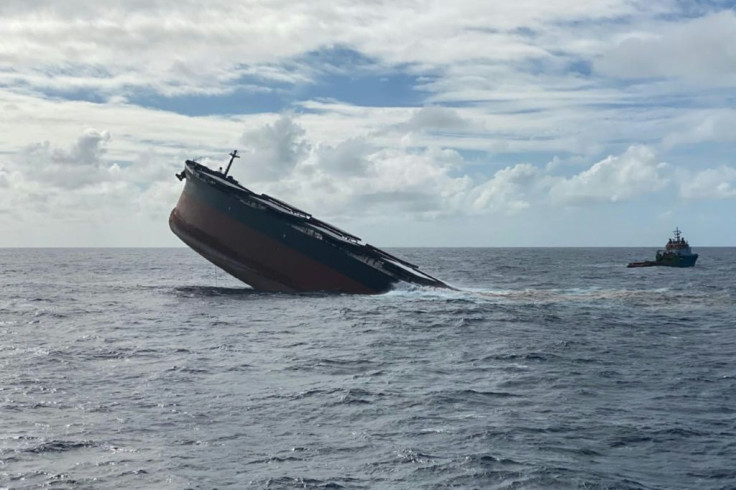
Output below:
[238,116,307,182]
[663,109,736,148]
[404,107,472,131]
[455,146,673,214]
[549,145,669,204]
[595,11,736,85]
[17,129,113,189]
[53,128,110,165]
[1,1,731,165]
[216,119,679,218]
[137,179,185,217]
[0,128,183,231]
[468,163,542,213]
[680,166,736,200]
[253,131,472,220]
[315,138,374,177]
[0,0,648,99]
[1,118,733,246]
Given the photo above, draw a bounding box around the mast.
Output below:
[673,227,681,242]
[224,150,240,176]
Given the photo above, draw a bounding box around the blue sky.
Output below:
[126,53,429,116]
[0,1,735,246]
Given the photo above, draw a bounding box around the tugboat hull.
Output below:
[627,255,698,268]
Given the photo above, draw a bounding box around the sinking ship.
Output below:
[169,151,450,293]
[627,227,698,268]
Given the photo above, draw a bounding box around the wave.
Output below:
[24,440,97,454]
[173,285,260,297]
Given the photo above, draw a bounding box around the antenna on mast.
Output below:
[224,150,240,177]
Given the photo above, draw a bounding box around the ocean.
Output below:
[1,247,735,489]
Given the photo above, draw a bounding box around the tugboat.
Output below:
[169,151,451,293]
[627,228,698,268]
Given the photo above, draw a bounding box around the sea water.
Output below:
[1,248,735,489]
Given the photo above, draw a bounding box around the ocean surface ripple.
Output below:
[1,247,735,489]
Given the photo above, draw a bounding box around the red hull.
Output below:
[170,188,378,293]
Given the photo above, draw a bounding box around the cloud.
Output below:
[2,1,733,169]
[662,109,736,148]
[18,129,113,189]
[549,145,669,204]
[2,120,733,246]
[680,166,736,199]
[229,118,678,218]
[468,163,543,213]
[404,107,472,131]
[2,122,675,232]
[53,128,110,166]
[226,116,471,218]
[0,2,330,96]
[0,0,648,100]
[0,128,184,229]
[137,179,184,217]
[315,137,373,176]
[238,116,307,182]
[595,11,736,85]
[0,166,9,188]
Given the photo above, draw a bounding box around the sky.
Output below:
[1,0,735,247]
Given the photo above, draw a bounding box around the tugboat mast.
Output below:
[224,150,240,177]
[673,227,682,242]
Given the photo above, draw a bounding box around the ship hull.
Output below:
[170,162,445,293]
[627,255,698,268]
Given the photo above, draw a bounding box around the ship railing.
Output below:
[379,256,446,286]
[257,196,309,219]
[364,244,419,270]
[258,194,312,219]
[293,225,324,241]
[255,197,363,245]
[188,160,230,180]
[308,223,361,246]
[188,160,255,193]
[307,218,362,243]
